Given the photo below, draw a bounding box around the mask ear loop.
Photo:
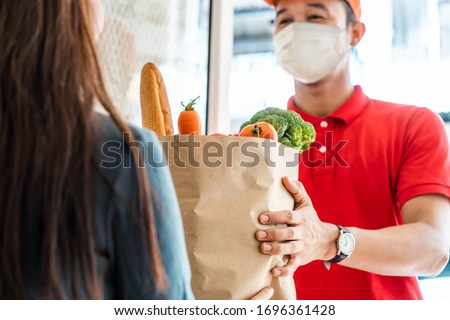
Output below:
[334,27,354,55]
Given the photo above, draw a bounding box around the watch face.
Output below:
[338,233,355,256]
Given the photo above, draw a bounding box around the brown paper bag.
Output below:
[160,135,298,300]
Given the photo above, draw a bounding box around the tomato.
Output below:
[239,122,278,141]
[210,133,227,136]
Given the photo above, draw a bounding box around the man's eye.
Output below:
[308,15,324,21]
[278,18,293,26]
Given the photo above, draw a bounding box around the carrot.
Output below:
[239,122,278,141]
[178,96,202,135]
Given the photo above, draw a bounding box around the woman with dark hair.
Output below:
[0,0,273,300]
[0,0,193,299]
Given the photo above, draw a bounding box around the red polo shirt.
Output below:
[288,86,450,300]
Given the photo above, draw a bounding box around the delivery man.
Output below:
[256,0,450,299]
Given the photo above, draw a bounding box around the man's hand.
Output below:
[256,177,339,277]
[257,178,450,278]
[249,286,274,300]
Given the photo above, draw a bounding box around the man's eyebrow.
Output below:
[276,3,330,17]
[276,8,287,17]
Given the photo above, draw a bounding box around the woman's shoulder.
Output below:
[92,112,165,178]
[93,112,160,148]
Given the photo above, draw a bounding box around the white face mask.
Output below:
[273,23,352,84]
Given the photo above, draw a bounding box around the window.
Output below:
[392,0,429,61]
[440,0,450,59]
[96,0,211,131]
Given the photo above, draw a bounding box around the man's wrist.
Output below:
[322,223,340,261]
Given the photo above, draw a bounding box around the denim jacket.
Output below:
[91,113,194,299]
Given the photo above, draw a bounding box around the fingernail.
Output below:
[263,244,273,252]
[260,215,269,223]
[273,269,282,277]
[257,231,267,239]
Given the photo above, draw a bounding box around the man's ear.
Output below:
[351,22,366,46]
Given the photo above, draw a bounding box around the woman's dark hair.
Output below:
[0,0,166,299]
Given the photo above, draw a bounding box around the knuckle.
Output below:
[287,210,295,223]
[279,268,290,276]
[297,212,305,223]
[289,241,300,254]
[287,227,296,239]
[276,211,286,223]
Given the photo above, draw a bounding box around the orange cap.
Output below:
[263,0,361,21]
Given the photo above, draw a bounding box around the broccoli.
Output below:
[240,107,316,153]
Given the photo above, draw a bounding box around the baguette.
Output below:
[140,62,173,136]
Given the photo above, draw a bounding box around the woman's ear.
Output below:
[351,22,366,46]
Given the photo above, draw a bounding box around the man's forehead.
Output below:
[276,3,331,17]
[275,0,337,8]
[271,0,361,21]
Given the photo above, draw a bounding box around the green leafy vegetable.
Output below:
[240,107,316,152]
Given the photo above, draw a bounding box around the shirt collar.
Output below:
[287,86,369,126]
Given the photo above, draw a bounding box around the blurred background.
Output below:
[95,0,450,299]
[229,0,450,133]
[96,0,211,128]
[96,0,450,135]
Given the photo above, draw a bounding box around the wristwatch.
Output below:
[323,225,355,270]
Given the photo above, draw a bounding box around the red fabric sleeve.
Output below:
[396,108,450,207]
